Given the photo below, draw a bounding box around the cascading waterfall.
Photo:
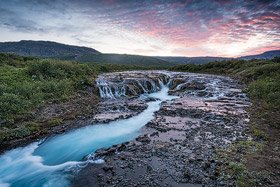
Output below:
[0,77,178,187]
[136,80,148,94]
[97,75,169,99]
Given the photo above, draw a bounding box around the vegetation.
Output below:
[48,53,175,66]
[0,52,167,144]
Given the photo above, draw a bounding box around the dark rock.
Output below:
[136,135,151,144]
[103,165,114,172]
[95,147,116,157]
[150,132,159,137]
[145,97,158,102]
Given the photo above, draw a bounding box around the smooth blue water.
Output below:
[0,86,177,187]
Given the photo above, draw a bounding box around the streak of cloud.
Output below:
[0,0,279,57]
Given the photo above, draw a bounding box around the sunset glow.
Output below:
[0,0,279,57]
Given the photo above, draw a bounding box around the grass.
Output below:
[47,119,63,127]
[228,162,250,186]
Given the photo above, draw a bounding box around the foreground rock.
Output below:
[72,71,251,186]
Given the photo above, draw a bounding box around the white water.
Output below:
[97,78,161,99]
[0,85,177,187]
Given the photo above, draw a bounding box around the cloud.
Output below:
[0,0,279,57]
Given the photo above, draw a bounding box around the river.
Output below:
[0,85,177,187]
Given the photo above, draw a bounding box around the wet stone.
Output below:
[72,71,251,187]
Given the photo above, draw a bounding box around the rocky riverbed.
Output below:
[72,71,252,186]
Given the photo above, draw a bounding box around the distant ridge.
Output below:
[154,50,280,64]
[0,40,278,65]
[0,40,101,57]
[0,40,173,66]
[238,50,280,60]
[154,56,231,64]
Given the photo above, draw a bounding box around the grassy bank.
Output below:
[170,57,280,185]
[0,52,166,145]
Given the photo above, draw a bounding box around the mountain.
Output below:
[154,56,231,64]
[0,40,101,57]
[238,50,280,60]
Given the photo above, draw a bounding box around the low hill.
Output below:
[238,50,280,60]
[0,40,173,66]
[155,50,280,64]
[0,40,101,57]
[155,56,231,64]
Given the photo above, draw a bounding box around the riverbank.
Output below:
[0,73,178,186]
[0,55,279,186]
[169,58,280,185]
[0,53,166,153]
[72,71,252,186]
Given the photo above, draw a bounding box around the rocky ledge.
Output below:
[72,71,252,186]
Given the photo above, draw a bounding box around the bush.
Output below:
[27,60,95,80]
[24,122,39,132]
[253,130,268,140]
[0,85,5,96]
[74,77,92,89]
[47,119,62,127]
[12,81,41,99]
[0,126,31,142]
[27,60,67,80]
[247,77,280,110]
[0,93,30,117]
[39,79,73,100]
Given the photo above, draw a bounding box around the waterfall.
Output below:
[0,83,178,187]
[136,80,148,94]
[96,74,170,99]
[158,77,164,87]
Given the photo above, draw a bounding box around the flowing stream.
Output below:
[0,85,177,187]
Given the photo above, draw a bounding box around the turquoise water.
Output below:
[0,86,176,187]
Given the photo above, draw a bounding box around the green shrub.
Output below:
[12,81,41,99]
[229,162,247,175]
[228,162,249,186]
[27,60,95,80]
[24,122,39,132]
[39,79,73,100]
[47,119,62,127]
[247,77,280,110]
[27,60,67,80]
[253,130,268,140]
[0,93,30,117]
[0,126,31,142]
[74,77,92,89]
[0,84,5,96]
[99,65,109,72]
[0,53,37,67]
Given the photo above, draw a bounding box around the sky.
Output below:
[0,0,279,57]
